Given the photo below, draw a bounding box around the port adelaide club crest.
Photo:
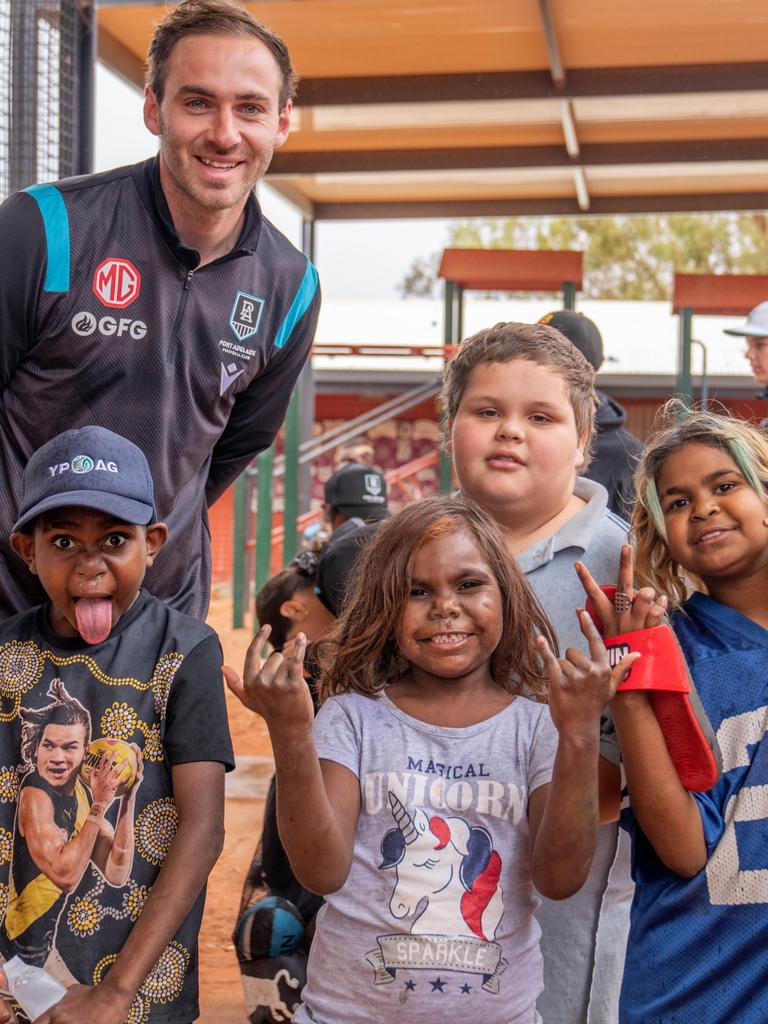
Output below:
[229,291,265,342]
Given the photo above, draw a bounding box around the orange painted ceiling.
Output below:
[97,1,768,219]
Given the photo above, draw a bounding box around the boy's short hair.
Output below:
[441,320,598,467]
[12,426,156,534]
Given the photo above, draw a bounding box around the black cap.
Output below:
[315,520,381,615]
[324,463,388,521]
[13,426,155,533]
[539,310,604,371]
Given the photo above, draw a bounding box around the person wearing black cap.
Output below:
[323,463,389,531]
[1,425,233,1023]
[539,310,643,519]
[316,464,390,617]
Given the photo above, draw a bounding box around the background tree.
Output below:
[398,213,768,300]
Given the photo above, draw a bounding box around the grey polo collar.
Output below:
[517,477,609,573]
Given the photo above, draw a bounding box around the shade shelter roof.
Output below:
[97,0,768,221]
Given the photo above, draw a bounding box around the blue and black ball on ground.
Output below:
[235,895,306,961]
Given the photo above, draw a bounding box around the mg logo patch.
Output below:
[93,258,141,308]
[229,291,265,342]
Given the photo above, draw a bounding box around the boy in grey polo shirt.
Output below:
[442,321,632,1024]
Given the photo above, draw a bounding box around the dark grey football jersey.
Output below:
[0,158,320,619]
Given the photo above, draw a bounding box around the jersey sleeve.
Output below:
[528,704,558,794]
[0,192,48,389]
[313,696,361,778]
[205,268,321,506]
[163,632,235,770]
[691,789,727,854]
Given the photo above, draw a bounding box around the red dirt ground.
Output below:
[198,595,273,1024]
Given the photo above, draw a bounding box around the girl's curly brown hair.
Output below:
[316,494,557,702]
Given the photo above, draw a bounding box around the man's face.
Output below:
[743,336,768,386]
[36,724,87,790]
[143,33,291,215]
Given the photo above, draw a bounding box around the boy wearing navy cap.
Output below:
[0,426,233,1024]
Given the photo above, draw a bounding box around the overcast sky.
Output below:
[94,64,453,302]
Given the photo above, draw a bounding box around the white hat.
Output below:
[724,301,768,339]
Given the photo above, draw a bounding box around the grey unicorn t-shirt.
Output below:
[294,691,558,1024]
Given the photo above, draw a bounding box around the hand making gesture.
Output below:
[537,608,641,736]
[223,626,313,738]
[575,544,668,639]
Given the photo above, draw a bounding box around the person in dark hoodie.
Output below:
[539,310,643,519]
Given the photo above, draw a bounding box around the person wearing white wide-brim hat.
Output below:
[724,301,768,395]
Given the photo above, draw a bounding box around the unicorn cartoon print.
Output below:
[365,792,508,994]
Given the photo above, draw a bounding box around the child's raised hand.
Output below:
[537,610,641,737]
[576,544,668,638]
[223,626,314,737]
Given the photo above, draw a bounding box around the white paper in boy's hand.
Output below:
[1,957,67,1019]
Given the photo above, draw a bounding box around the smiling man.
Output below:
[0,0,319,620]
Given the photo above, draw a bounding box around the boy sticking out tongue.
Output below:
[10,426,167,646]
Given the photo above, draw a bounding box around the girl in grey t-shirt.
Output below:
[226,495,638,1024]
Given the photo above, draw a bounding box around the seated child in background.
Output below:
[0,426,233,1024]
[255,552,335,662]
[582,404,768,1024]
[441,321,634,1023]
[235,552,337,1024]
[226,495,637,1024]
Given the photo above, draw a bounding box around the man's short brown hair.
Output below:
[441,321,598,468]
[146,0,299,110]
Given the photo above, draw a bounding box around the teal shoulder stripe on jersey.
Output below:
[24,183,70,292]
[273,258,319,350]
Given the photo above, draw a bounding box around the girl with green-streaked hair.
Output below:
[601,400,768,1022]
[632,399,768,605]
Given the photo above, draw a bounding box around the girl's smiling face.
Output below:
[658,442,768,585]
[394,526,503,688]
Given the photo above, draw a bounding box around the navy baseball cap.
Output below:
[12,426,156,533]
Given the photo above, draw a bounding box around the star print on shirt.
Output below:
[430,977,445,992]
[460,983,472,993]
[404,980,416,991]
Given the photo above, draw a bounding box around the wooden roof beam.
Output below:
[311,192,768,220]
[268,138,768,174]
[536,0,566,91]
[292,63,768,106]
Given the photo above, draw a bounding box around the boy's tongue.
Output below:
[74,598,113,645]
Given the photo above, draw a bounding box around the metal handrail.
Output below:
[268,378,442,475]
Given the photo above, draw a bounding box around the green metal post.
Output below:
[255,447,274,599]
[440,279,456,491]
[443,279,455,348]
[439,449,454,494]
[456,284,465,342]
[562,280,576,310]
[232,472,248,628]
[283,382,301,565]
[676,308,694,408]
